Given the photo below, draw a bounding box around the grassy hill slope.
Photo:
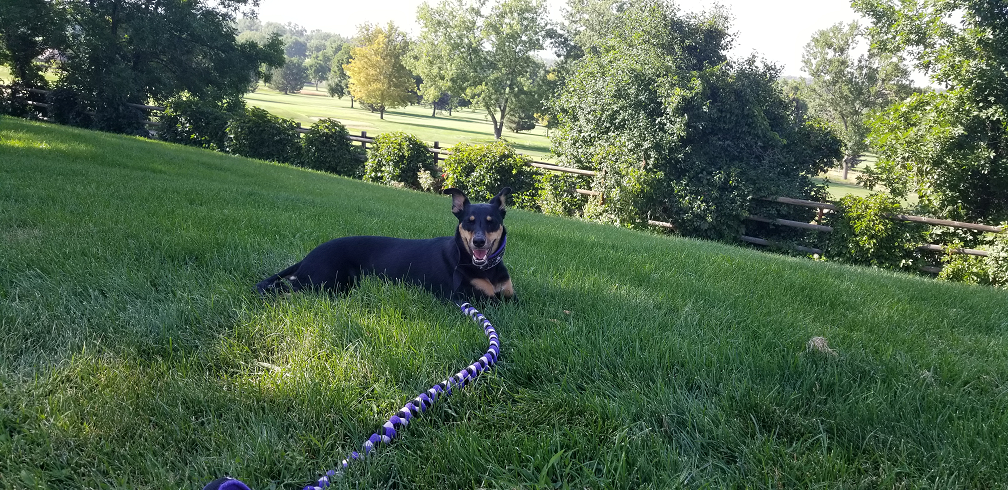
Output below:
[2,116,1007,489]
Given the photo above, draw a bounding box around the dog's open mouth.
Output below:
[472,248,490,265]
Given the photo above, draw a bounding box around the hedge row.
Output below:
[158,100,364,178]
[156,98,546,210]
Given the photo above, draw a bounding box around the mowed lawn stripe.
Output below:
[2,116,1007,489]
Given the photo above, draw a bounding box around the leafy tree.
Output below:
[55,0,283,133]
[412,0,482,117]
[562,0,636,53]
[326,43,353,101]
[0,0,65,87]
[284,37,307,59]
[474,0,549,139]
[801,21,912,179]
[414,0,549,138]
[268,56,308,94]
[552,0,843,240]
[853,0,1008,223]
[305,44,339,90]
[344,22,415,119]
[304,56,328,90]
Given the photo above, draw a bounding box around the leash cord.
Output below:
[300,301,500,490]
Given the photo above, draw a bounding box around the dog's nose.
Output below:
[473,236,486,248]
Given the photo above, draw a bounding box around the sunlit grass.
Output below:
[2,116,1007,489]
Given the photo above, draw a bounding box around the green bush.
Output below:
[47,87,91,128]
[579,145,658,228]
[826,193,926,269]
[937,243,988,284]
[158,97,231,151]
[364,132,437,190]
[505,110,536,133]
[301,118,363,177]
[538,172,590,217]
[441,141,541,209]
[226,107,302,164]
[983,227,1008,288]
[933,228,1008,288]
[93,100,147,136]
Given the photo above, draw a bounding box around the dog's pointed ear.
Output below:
[490,187,511,216]
[442,188,469,218]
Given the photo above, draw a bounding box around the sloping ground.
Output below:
[1,116,1006,489]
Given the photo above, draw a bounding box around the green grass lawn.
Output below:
[245,85,554,161]
[3,116,1008,489]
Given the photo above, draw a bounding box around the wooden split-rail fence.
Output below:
[8,86,1003,271]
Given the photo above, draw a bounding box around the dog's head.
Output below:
[443,187,510,267]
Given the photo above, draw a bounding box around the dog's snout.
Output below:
[473,234,486,248]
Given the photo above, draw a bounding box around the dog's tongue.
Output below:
[473,249,488,261]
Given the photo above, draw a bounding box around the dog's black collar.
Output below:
[477,232,507,271]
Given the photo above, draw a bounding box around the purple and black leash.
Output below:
[204,301,500,490]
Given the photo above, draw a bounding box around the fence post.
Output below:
[361,131,367,151]
[433,141,440,163]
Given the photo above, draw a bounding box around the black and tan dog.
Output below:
[256,188,515,302]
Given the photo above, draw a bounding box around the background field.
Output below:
[4,116,1006,489]
[245,85,554,160]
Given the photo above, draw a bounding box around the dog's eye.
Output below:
[469,215,475,222]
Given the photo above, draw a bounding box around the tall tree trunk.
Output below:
[432,105,436,117]
[488,100,508,140]
[843,153,855,180]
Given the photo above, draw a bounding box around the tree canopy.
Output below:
[800,21,912,179]
[552,0,842,238]
[344,22,415,119]
[0,0,284,133]
[853,0,1008,223]
[413,0,549,139]
[327,43,353,100]
[412,0,482,117]
[268,56,308,94]
[0,0,65,87]
[63,0,282,124]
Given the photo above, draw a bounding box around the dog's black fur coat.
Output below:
[256,188,515,302]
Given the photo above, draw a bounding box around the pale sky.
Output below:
[254,0,864,78]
